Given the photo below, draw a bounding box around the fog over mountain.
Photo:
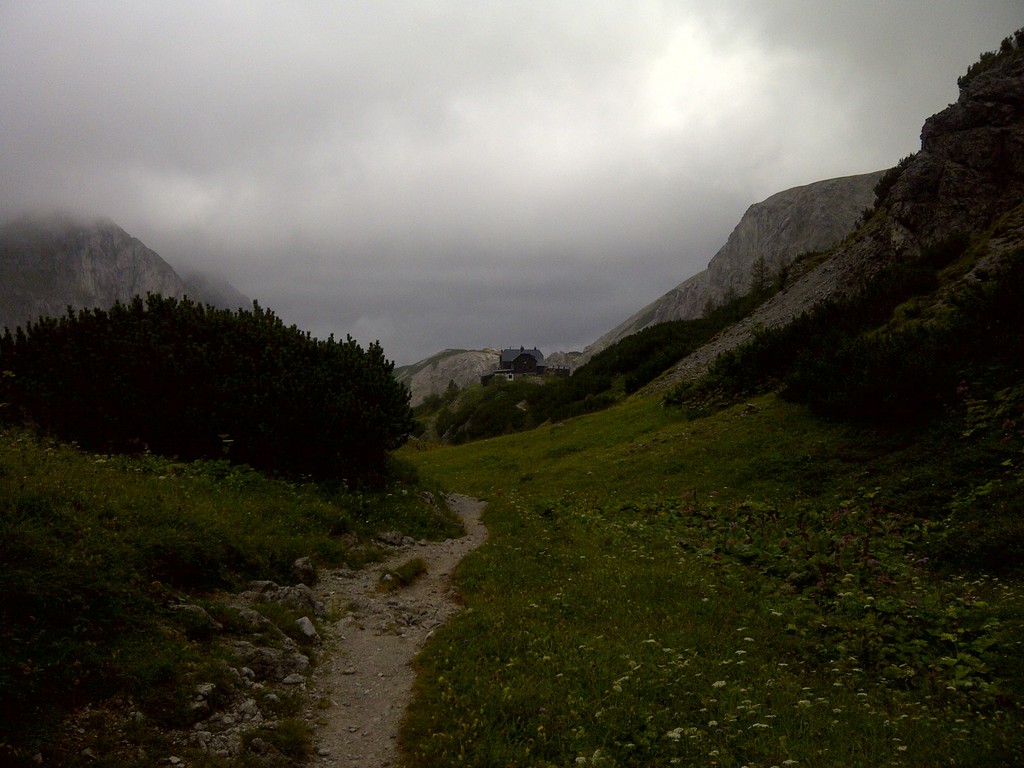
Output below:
[1,2,1020,364]
[0,214,251,334]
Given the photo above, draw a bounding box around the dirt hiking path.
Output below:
[304,494,487,767]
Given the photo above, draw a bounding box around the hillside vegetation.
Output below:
[0,431,460,764]
[417,274,787,443]
[397,35,1024,767]
[1,294,414,485]
[399,229,1024,762]
[0,295,432,764]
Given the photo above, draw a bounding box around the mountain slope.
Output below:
[0,213,248,332]
[649,44,1024,392]
[396,349,501,406]
[583,170,882,361]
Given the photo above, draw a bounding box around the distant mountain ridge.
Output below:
[581,170,883,362]
[0,213,248,333]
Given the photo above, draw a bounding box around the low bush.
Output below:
[379,557,429,591]
[0,295,414,485]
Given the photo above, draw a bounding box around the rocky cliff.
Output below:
[396,349,501,406]
[650,43,1024,392]
[397,348,583,405]
[582,170,883,362]
[0,213,248,333]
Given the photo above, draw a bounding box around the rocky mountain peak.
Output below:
[581,170,882,362]
[0,214,248,333]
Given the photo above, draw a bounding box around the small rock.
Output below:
[293,556,318,586]
[238,698,258,717]
[295,615,322,644]
[281,673,306,685]
[376,531,415,547]
[229,606,274,632]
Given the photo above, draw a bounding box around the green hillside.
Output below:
[0,431,460,764]
[400,367,1023,766]
[396,180,1024,764]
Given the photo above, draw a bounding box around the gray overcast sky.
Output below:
[1,2,1020,365]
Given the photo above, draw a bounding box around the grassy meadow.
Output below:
[400,393,1024,767]
[0,428,461,763]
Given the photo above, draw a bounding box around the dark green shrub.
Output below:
[379,556,428,590]
[436,279,789,444]
[958,27,1024,88]
[871,152,916,209]
[0,295,414,484]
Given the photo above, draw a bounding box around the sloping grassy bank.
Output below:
[0,428,461,764]
[400,395,1024,767]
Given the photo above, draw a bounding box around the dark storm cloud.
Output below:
[1,1,1020,364]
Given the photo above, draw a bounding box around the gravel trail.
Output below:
[304,494,487,767]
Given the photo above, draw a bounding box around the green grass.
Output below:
[241,717,314,760]
[400,394,1024,767]
[380,557,430,591]
[0,427,461,762]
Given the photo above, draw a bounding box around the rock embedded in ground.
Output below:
[296,615,322,644]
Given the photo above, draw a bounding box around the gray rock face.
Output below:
[701,171,884,299]
[0,213,248,332]
[891,52,1024,245]
[395,348,501,406]
[651,47,1024,391]
[580,171,883,362]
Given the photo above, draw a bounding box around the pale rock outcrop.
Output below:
[395,348,501,406]
[580,170,883,363]
[649,47,1024,393]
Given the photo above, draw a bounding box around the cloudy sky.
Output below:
[1,2,1020,365]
